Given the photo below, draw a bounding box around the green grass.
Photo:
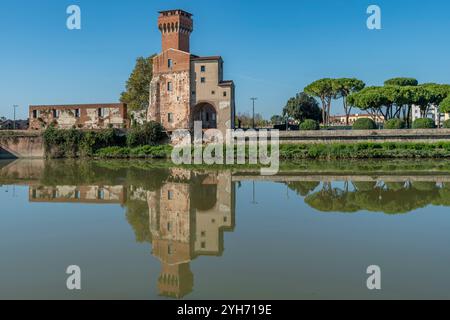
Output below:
[93,142,450,161]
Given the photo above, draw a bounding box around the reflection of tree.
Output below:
[304,180,450,214]
[126,199,152,243]
[287,181,320,196]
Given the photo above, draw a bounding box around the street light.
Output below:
[13,105,19,130]
[250,97,258,129]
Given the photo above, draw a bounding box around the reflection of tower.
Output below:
[148,169,235,299]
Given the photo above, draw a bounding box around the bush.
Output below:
[384,119,406,129]
[352,118,377,130]
[443,119,450,129]
[300,119,320,131]
[127,121,166,147]
[412,118,436,129]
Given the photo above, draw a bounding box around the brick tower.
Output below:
[158,10,193,53]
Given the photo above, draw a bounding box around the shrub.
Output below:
[443,119,450,129]
[412,118,436,129]
[127,121,166,147]
[352,118,377,130]
[384,119,406,129]
[300,119,320,131]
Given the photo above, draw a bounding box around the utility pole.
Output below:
[250,97,258,129]
[13,105,18,130]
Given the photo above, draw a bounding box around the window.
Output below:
[201,77,206,83]
[167,82,173,92]
[224,216,228,223]
[168,59,173,68]
[75,109,80,118]
[168,113,174,123]
[201,242,206,249]
[212,113,216,121]
[97,189,105,200]
[52,109,59,118]
[223,91,227,97]
[200,65,206,72]
[98,108,105,117]
[211,90,215,95]
[32,110,38,119]
[201,231,206,237]
[167,222,172,232]
[168,189,174,199]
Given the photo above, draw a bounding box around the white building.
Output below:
[411,105,449,127]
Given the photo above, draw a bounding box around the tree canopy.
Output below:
[283,92,322,123]
[120,55,156,117]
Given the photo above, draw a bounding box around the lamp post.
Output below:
[13,105,19,130]
[250,97,258,129]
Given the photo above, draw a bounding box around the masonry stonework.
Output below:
[29,103,128,130]
[148,9,235,136]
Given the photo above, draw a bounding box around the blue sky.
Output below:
[1,0,450,119]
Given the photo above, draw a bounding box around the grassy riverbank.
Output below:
[93,142,450,160]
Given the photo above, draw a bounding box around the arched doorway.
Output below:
[192,102,217,129]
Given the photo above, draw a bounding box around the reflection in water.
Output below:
[2,159,450,299]
[1,160,235,299]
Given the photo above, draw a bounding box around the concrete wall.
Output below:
[0,132,44,159]
[279,129,450,144]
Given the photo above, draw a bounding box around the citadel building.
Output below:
[148,9,236,134]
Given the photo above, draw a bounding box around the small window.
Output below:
[168,113,174,123]
[168,189,174,199]
[167,82,173,92]
[201,77,206,83]
[168,59,173,68]
[201,242,206,249]
[167,222,172,232]
[223,91,227,97]
[200,65,206,72]
[212,113,216,121]
[98,108,105,117]
[201,231,206,237]
[224,216,228,223]
[75,109,80,118]
[52,109,58,118]
[97,189,105,200]
[211,90,215,95]
[32,110,38,119]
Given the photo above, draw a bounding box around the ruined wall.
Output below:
[29,104,128,130]
[149,50,191,132]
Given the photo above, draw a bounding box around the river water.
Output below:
[1,159,450,300]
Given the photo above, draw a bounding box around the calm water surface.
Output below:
[1,159,450,300]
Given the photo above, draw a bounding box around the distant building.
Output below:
[148,9,235,135]
[329,113,385,126]
[28,103,128,130]
[411,105,449,126]
[0,119,29,130]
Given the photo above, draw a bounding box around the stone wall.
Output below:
[278,129,450,144]
[0,132,44,159]
[29,103,128,130]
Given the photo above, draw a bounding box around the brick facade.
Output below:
[29,103,128,130]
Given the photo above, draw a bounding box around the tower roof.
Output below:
[158,9,193,18]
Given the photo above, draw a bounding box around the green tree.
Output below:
[270,115,284,125]
[304,79,335,126]
[120,55,156,122]
[332,78,366,125]
[348,86,391,121]
[283,92,322,123]
[384,77,419,87]
[441,96,450,114]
